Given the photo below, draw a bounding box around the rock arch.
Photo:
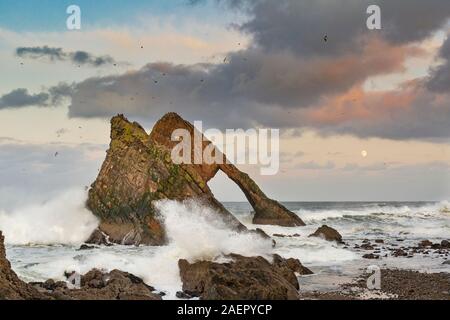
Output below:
[86,113,304,246]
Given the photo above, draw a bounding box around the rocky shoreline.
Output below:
[301,269,450,300]
[1,231,311,300]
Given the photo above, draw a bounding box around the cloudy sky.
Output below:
[0,0,449,205]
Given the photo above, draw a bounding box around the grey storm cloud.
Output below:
[209,0,450,56]
[0,88,49,109]
[6,0,450,140]
[16,45,118,67]
[427,36,450,93]
[62,40,415,125]
[0,83,75,110]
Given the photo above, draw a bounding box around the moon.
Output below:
[361,150,368,158]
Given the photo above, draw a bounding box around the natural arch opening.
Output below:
[207,170,253,224]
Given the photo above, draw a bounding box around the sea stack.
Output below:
[86,113,304,246]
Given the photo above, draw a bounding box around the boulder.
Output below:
[360,243,375,250]
[32,269,162,300]
[362,253,380,259]
[87,113,304,245]
[392,249,408,257]
[308,225,343,243]
[441,240,450,248]
[178,254,311,300]
[418,240,433,248]
[0,231,46,300]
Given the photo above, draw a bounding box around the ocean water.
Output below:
[2,194,450,298]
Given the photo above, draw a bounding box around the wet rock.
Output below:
[375,239,384,244]
[272,254,313,283]
[363,253,380,259]
[443,260,450,265]
[419,240,433,248]
[178,254,311,300]
[34,279,67,292]
[360,243,375,250]
[36,269,162,300]
[0,231,46,300]
[441,240,450,248]
[77,244,96,251]
[273,234,286,238]
[392,249,408,257]
[308,225,343,243]
[85,229,112,246]
[273,233,302,238]
[176,291,193,299]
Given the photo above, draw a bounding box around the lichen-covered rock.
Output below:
[87,113,303,245]
[178,254,311,300]
[308,225,343,243]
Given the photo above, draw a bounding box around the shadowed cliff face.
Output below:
[87,113,304,246]
[0,232,44,299]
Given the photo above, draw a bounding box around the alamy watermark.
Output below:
[366,5,382,30]
[170,121,280,176]
[66,271,81,289]
[66,5,81,30]
[366,265,381,290]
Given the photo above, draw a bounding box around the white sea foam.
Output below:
[155,199,274,261]
[296,201,450,224]
[7,198,275,298]
[0,189,98,245]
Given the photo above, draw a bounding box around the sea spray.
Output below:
[5,198,274,298]
[0,188,98,245]
[155,199,274,261]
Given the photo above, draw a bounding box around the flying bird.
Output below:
[323,34,328,42]
[54,152,59,157]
